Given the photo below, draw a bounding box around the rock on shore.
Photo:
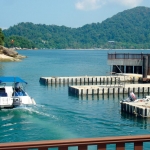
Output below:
[0,46,27,61]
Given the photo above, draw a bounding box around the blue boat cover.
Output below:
[0,77,27,84]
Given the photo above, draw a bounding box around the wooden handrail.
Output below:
[108,53,143,59]
[0,135,150,150]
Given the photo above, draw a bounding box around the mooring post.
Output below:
[143,55,148,79]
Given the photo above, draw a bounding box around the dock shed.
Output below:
[107,53,150,81]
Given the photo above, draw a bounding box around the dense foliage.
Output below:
[3,6,150,49]
[4,36,36,49]
[0,28,4,46]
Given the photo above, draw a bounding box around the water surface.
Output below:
[0,49,150,149]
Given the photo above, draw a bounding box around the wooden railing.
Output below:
[0,135,150,150]
[108,53,144,59]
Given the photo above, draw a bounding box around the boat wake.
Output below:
[0,103,80,142]
[12,104,59,120]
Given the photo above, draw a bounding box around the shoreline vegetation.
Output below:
[1,46,149,62]
[0,46,26,61]
[19,48,150,50]
[15,47,150,50]
[64,48,150,50]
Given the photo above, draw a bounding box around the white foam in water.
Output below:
[16,104,58,120]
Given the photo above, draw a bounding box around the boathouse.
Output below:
[107,53,150,78]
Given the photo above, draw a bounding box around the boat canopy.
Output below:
[0,77,27,84]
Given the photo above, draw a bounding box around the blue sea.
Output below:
[0,49,150,149]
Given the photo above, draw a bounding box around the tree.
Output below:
[0,28,4,46]
[4,36,36,49]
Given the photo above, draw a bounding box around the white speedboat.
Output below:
[0,77,36,109]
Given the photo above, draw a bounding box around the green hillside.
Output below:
[3,6,150,49]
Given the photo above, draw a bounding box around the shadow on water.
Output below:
[68,93,126,101]
[120,111,150,129]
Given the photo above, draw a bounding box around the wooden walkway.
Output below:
[39,74,139,84]
[68,84,150,96]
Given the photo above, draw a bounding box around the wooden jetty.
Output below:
[39,74,140,85]
[68,84,150,96]
[40,74,150,96]
[120,100,150,117]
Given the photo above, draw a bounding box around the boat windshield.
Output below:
[13,91,27,96]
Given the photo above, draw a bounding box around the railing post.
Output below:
[78,145,87,150]
[116,143,125,150]
[98,144,106,150]
[59,146,68,150]
[39,147,48,150]
[134,141,143,150]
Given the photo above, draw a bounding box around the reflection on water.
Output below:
[121,111,150,130]
[0,63,4,76]
[77,94,125,101]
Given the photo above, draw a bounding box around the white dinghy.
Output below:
[121,91,150,103]
[0,77,36,109]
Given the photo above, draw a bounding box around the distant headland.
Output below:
[2,6,150,50]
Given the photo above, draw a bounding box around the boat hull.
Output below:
[0,92,36,109]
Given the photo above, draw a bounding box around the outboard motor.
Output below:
[13,97,22,107]
[129,92,136,101]
[122,91,136,102]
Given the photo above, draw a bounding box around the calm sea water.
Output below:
[0,49,150,149]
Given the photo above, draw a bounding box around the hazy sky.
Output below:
[1,0,150,29]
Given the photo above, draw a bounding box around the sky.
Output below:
[1,0,150,29]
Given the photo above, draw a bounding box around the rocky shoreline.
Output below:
[0,46,26,61]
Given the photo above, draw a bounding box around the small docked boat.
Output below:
[0,77,36,109]
[121,91,150,103]
[120,92,150,117]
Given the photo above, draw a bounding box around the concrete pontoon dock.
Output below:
[68,84,150,96]
[120,100,150,117]
[39,74,141,85]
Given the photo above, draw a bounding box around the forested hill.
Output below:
[3,6,150,49]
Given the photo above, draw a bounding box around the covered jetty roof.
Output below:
[0,77,27,84]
